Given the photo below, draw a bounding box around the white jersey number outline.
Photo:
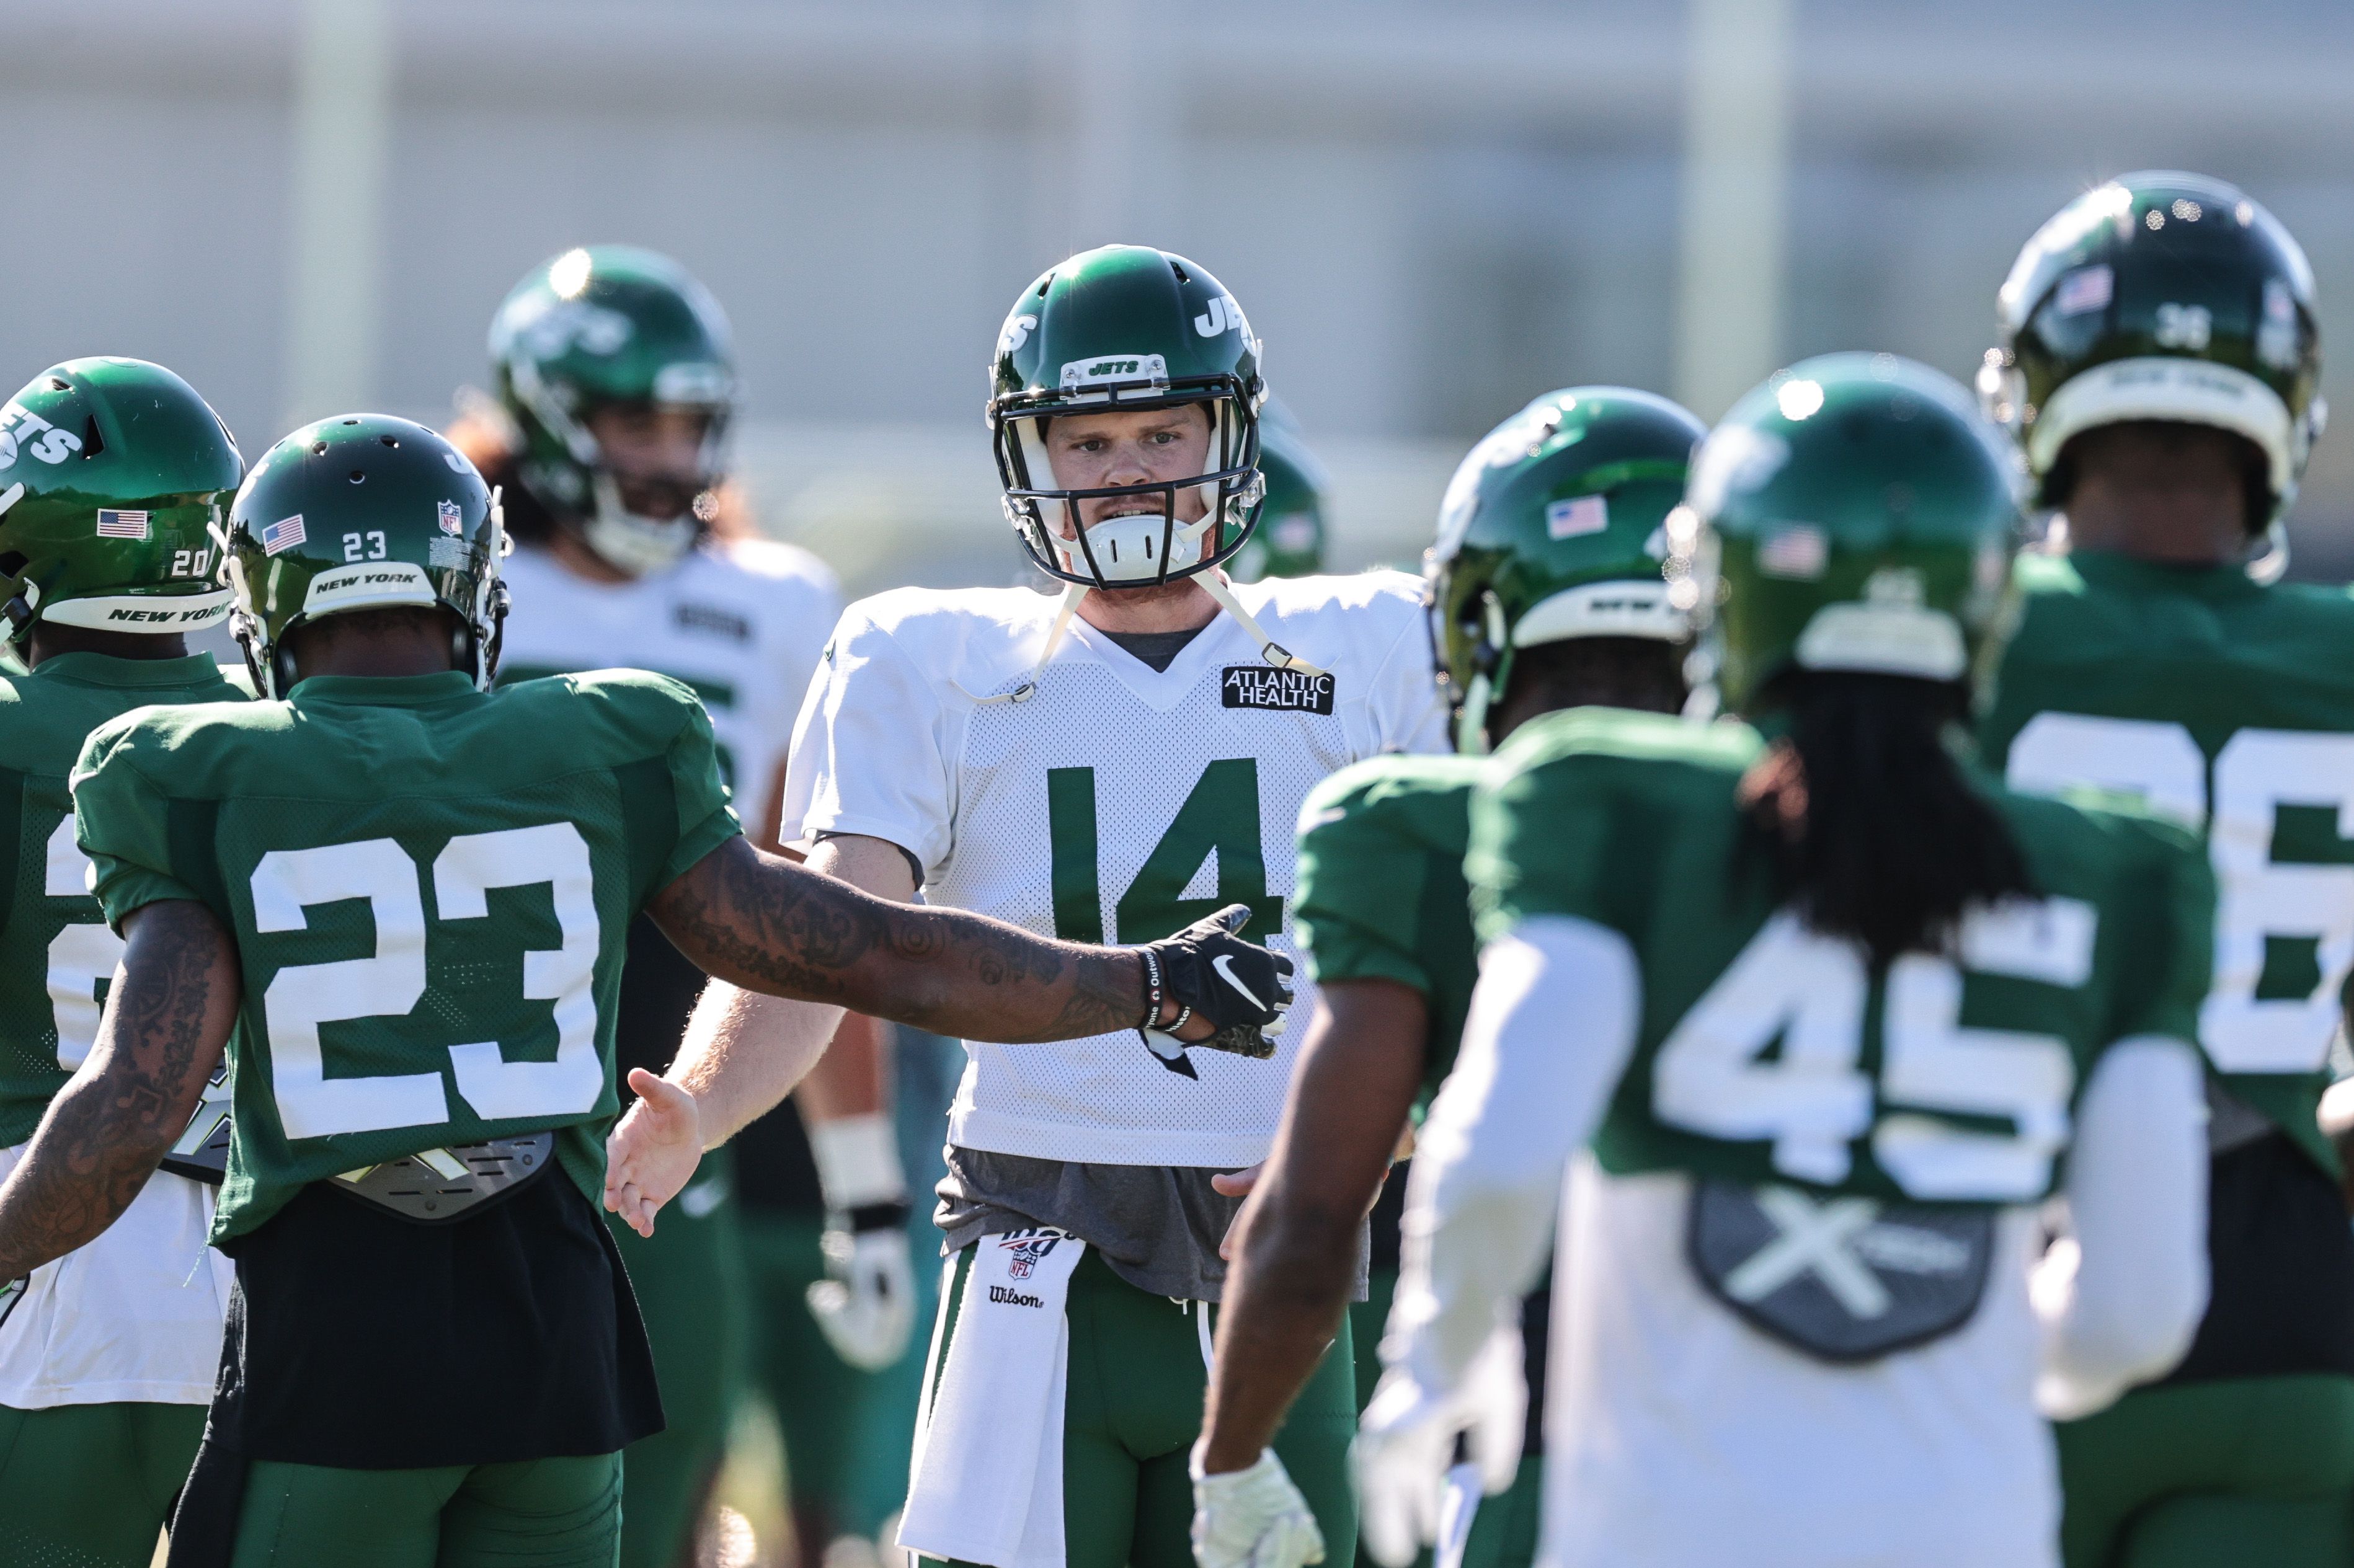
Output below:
[44,817,122,1071]
[2007,712,2354,1076]
[1653,901,2090,1202]
[252,825,605,1140]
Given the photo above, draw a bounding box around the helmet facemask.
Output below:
[995,379,1266,591]
[509,350,727,578]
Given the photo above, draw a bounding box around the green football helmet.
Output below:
[1229,405,1328,581]
[489,245,735,577]
[989,244,1268,590]
[1985,172,2322,541]
[1428,386,1705,748]
[222,414,507,699]
[1687,353,2023,716]
[0,358,243,648]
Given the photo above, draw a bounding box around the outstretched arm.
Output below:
[1201,979,1428,1471]
[648,836,1148,1044]
[1357,915,1638,1567]
[0,900,239,1279]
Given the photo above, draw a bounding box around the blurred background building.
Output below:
[8,0,2354,588]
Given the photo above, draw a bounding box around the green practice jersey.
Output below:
[1468,707,2214,1207]
[1292,753,1484,1110]
[72,668,739,1242]
[0,652,246,1146]
[1979,550,2354,1177]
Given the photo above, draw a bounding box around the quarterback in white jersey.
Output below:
[610,244,1444,1568]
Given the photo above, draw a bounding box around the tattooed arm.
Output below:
[0,900,239,1279]
[647,835,1166,1045]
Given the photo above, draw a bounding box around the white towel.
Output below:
[900,1227,1087,1568]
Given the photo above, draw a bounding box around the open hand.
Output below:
[603,1069,705,1238]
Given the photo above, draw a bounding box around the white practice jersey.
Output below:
[0,1146,233,1407]
[499,536,841,839]
[1541,1160,2057,1568]
[783,572,1448,1168]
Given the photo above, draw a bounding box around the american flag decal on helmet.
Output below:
[95,509,150,540]
[261,514,307,555]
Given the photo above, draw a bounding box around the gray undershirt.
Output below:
[1100,623,1209,673]
[937,1149,1247,1300]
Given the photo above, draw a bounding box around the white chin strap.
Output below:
[582,474,697,577]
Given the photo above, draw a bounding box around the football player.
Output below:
[1191,387,1707,1568]
[454,244,900,1568]
[605,244,1447,1568]
[0,413,1287,1567]
[0,360,247,1567]
[1356,355,2214,1568]
[1974,173,2354,1567]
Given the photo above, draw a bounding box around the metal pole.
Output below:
[282,0,393,430]
[1673,0,1795,421]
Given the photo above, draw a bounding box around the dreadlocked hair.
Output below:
[1736,671,2035,968]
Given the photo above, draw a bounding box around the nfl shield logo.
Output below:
[997,1229,1064,1280]
[437,500,463,536]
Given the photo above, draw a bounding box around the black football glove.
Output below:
[1136,903,1294,1075]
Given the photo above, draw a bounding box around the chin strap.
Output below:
[960,580,1091,706]
[1195,572,1330,679]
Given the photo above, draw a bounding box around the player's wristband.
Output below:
[809,1112,907,1211]
[1139,946,1166,1032]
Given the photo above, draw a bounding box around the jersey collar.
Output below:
[2065,547,2263,603]
[286,670,481,708]
[1062,608,1245,712]
[27,650,229,690]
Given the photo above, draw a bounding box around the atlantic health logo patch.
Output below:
[1221,665,1335,715]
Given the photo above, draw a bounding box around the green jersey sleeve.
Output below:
[72,717,208,932]
[1294,763,1447,995]
[656,686,740,891]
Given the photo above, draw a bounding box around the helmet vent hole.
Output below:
[80,416,104,458]
[311,441,329,456]
[380,435,400,448]
[348,469,366,484]
[48,378,69,392]
[342,418,359,426]
[0,552,26,577]
[1170,262,1191,283]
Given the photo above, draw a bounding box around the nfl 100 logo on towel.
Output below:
[996,1228,1066,1280]
[1221,664,1336,715]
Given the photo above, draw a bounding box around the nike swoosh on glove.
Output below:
[1144,903,1295,1060]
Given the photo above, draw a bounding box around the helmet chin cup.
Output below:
[582,473,698,577]
[1064,510,1214,585]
